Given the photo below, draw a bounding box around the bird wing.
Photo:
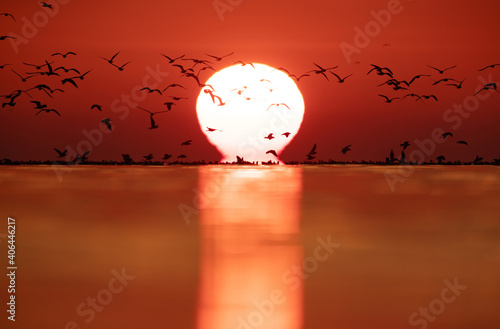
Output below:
[150,115,156,127]
[137,106,152,114]
[378,94,389,101]
[110,51,120,61]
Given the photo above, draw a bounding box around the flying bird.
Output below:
[475,83,499,95]
[11,69,36,82]
[101,118,112,131]
[73,151,90,164]
[266,150,278,157]
[177,154,187,159]
[0,63,11,69]
[478,64,500,71]
[446,78,466,89]
[137,106,169,129]
[436,155,446,164]
[162,84,186,92]
[432,78,459,85]
[264,133,274,140]
[62,77,78,88]
[341,145,351,154]
[161,54,185,63]
[417,95,438,102]
[51,51,76,58]
[140,87,162,95]
[143,154,154,161]
[206,52,234,61]
[267,103,290,111]
[71,69,92,80]
[442,132,453,139]
[0,35,16,40]
[307,62,338,80]
[40,2,53,9]
[100,51,120,64]
[206,127,222,132]
[400,141,410,150]
[282,132,291,138]
[0,13,16,22]
[408,74,431,85]
[456,140,468,145]
[427,65,457,74]
[162,154,172,160]
[378,94,399,103]
[330,72,353,83]
[181,140,192,145]
[30,101,47,109]
[112,61,131,71]
[367,64,393,78]
[36,109,61,116]
[308,144,317,155]
[53,148,68,158]
[91,104,102,111]
[163,102,175,111]
[54,66,80,74]
[233,61,255,68]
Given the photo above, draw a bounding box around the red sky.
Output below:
[1,0,499,163]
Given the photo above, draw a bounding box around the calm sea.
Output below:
[0,165,499,328]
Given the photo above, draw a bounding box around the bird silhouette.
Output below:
[233,61,255,68]
[40,2,53,9]
[427,65,457,74]
[71,69,92,80]
[282,132,291,138]
[478,64,500,71]
[0,35,16,40]
[417,95,438,102]
[62,78,78,88]
[177,154,187,159]
[54,66,80,74]
[341,145,351,154]
[408,74,431,85]
[378,94,399,103]
[436,155,446,164]
[472,155,483,164]
[11,69,36,82]
[307,62,338,80]
[53,148,68,158]
[456,140,468,145]
[52,51,76,58]
[264,133,274,140]
[266,150,278,157]
[162,154,172,160]
[330,72,353,83]
[400,141,410,150]
[367,64,393,78]
[0,63,11,69]
[475,83,499,95]
[161,54,185,63]
[30,101,47,109]
[181,140,192,146]
[442,132,453,139]
[111,61,131,71]
[122,154,133,163]
[266,103,290,111]
[446,78,466,89]
[36,109,61,116]
[100,51,120,64]
[170,96,188,101]
[163,102,175,111]
[402,93,423,102]
[206,127,222,132]
[143,154,154,161]
[140,87,162,95]
[73,151,90,164]
[137,106,169,129]
[101,118,112,131]
[206,52,234,61]
[433,78,459,85]
[162,84,186,92]
[91,104,102,111]
[203,89,225,106]
[308,144,317,155]
[0,13,15,22]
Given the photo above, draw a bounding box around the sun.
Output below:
[196,63,305,163]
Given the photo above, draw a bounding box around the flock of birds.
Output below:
[1,6,500,164]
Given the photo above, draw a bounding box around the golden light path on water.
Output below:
[196,63,305,163]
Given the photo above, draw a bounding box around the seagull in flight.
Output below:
[400,141,410,150]
[40,2,53,9]
[91,104,102,111]
[36,109,61,116]
[100,51,120,64]
[456,140,468,145]
[446,78,466,89]
[140,87,162,95]
[162,154,172,160]
[427,65,457,74]
[264,133,274,140]
[417,95,438,102]
[433,78,459,85]
[206,52,234,61]
[478,64,500,71]
[0,13,16,22]
[408,74,431,85]
[233,61,255,68]
[0,35,16,41]
[53,148,68,158]
[30,101,47,109]
[475,83,499,95]
[442,132,453,139]
[161,54,185,63]
[137,106,169,129]
[266,103,290,111]
[282,132,291,138]
[206,127,222,132]
[341,145,351,154]
[367,64,393,78]
[52,51,76,58]
[62,77,78,88]
[330,72,353,83]
[181,140,192,145]
[111,61,131,71]
[162,84,186,92]
[101,118,112,131]
[307,62,338,80]
[308,144,317,156]
[143,154,154,161]
[163,102,175,111]
[378,94,399,103]
[11,69,36,82]
[266,150,278,157]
